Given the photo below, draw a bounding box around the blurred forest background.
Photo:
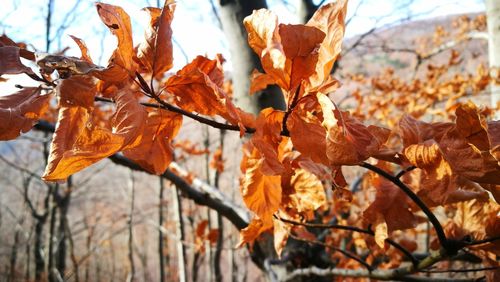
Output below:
[0,0,496,281]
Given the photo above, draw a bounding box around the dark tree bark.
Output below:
[47,191,57,282]
[217,0,286,114]
[55,178,71,279]
[297,0,319,24]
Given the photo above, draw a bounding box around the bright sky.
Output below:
[0,0,486,92]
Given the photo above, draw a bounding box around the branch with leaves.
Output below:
[1,0,499,281]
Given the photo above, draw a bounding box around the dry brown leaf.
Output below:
[0,87,51,140]
[136,1,175,78]
[123,110,182,175]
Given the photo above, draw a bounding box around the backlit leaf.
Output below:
[136,1,175,78]
[0,46,33,75]
[0,87,51,140]
[123,110,182,174]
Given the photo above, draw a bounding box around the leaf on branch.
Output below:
[0,46,34,75]
[57,75,96,108]
[404,142,489,206]
[123,110,182,175]
[166,55,245,133]
[444,199,500,254]
[305,0,347,90]
[287,95,329,165]
[282,168,327,214]
[251,108,285,175]
[363,171,418,239]
[241,142,282,221]
[237,217,273,248]
[318,94,390,165]
[69,35,93,63]
[136,0,175,78]
[94,2,136,83]
[244,9,326,104]
[0,34,35,61]
[399,104,500,205]
[43,86,146,182]
[0,87,51,140]
[273,212,291,257]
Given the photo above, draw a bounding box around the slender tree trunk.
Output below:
[56,178,72,279]
[65,216,79,282]
[34,216,47,282]
[47,185,58,282]
[217,0,286,114]
[159,177,166,282]
[486,0,500,115]
[213,129,225,282]
[127,171,136,282]
[203,127,213,282]
[25,227,32,281]
[172,186,187,282]
[8,226,21,282]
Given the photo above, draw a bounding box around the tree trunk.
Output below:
[217,0,286,114]
[34,216,47,282]
[486,0,500,115]
[56,178,72,279]
[159,177,166,282]
[172,186,187,282]
[127,171,136,282]
[47,200,57,282]
[8,226,21,282]
[297,0,318,24]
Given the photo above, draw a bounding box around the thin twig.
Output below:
[290,233,373,271]
[421,266,499,273]
[277,216,419,266]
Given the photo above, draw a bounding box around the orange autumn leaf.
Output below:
[364,173,418,235]
[244,9,326,104]
[273,214,291,257]
[404,142,489,206]
[165,55,244,131]
[42,106,120,182]
[318,94,390,165]
[94,3,136,83]
[455,102,490,151]
[444,199,500,255]
[282,168,327,214]
[241,143,282,220]
[209,147,224,172]
[136,1,175,78]
[43,87,146,182]
[123,110,182,175]
[278,24,325,91]
[251,108,285,175]
[57,75,96,108]
[249,69,275,94]
[245,0,346,103]
[237,217,273,248]
[287,95,329,165]
[305,0,348,90]
[0,87,51,140]
[69,35,93,63]
[397,114,440,148]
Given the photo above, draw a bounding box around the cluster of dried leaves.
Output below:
[0,0,499,279]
